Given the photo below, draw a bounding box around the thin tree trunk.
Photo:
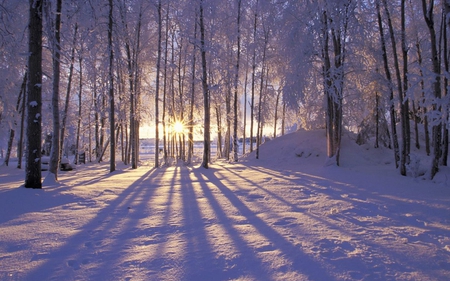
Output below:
[187,12,197,165]
[250,5,258,153]
[216,105,223,158]
[416,41,431,155]
[199,0,210,168]
[25,0,43,188]
[225,83,231,160]
[60,24,78,163]
[383,0,409,175]
[243,54,249,154]
[273,89,281,138]
[48,0,62,179]
[108,0,116,173]
[256,34,268,160]
[375,92,379,148]
[17,73,27,169]
[6,75,26,166]
[281,100,286,136]
[421,0,442,179]
[376,0,400,168]
[232,0,242,162]
[75,55,83,165]
[162,2,169,163]
[154,0,163,168]
[4,129,14,166]
[401,0,411,171]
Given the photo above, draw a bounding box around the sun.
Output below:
[172,120,185,134]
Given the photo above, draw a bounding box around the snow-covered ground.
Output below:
[1,129,450,281]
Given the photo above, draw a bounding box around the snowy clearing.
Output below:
[1,130,450,281]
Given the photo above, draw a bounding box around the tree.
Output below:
[199,0,210,168]
[321,2,351,166]
[232,0,242,162]
[421,0,442,179]
[47,0,62,181]
[154,0,163,168]
[108,0,116,173]
[382,0,410,175]
[25,0,43,188]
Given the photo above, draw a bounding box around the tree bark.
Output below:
[48,0,62,179]
[383,0,410,175]
[108,0,116,173]
[154,0,163,168]
[200,0,210,168]
[273,89,281,138]
[442,6,449,166]
[376,0,400,168]
[232,0,242,162]
[60,24,78,163]
[17,73,27,169]
[75,55,83,165]
[4,129,14,166]
[421,0,442,179]
[25,0,43,188]
[187,11,197,165]
[249,6,258,153]
[416,41,431,155]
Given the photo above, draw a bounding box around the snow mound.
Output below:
[242,129,394,170]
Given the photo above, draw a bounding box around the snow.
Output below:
[1,129,450,281]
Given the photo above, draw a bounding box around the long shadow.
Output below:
[241,163,450,279]
[181,167,275,281]
[193,167,335,280]
[0,183,81,225]
[59,163,129,187]
[23,167,163,281]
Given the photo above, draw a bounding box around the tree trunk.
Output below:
[162,2,169,163]
[401,0,411,173]
[48,0,62,180]
[256,35,268,160]
[273,89,281,139]
[200,0,210,168]
[232,0,242,162]
[75,55,83,165]
[442,7,449,166]
[60,24,78,163]
[187,12,197,165]
[224,84,231,160]
[4,129,14,166]
[376,1,400,168]
[242,55,249,154]
[154,0,162,168]
[281,101,286,136]
[249,6,258,153]
[17,73,27,169]
[416,41,431,155]
[25,0,43,188]
[382,0,409,174]
[216,105,223,158]
[108,0,116,173]
[375,92,379,148]
[421,0,442,179]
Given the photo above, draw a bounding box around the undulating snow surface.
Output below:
[1,130,450,281]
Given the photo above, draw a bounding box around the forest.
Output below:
[0,0,449,188]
